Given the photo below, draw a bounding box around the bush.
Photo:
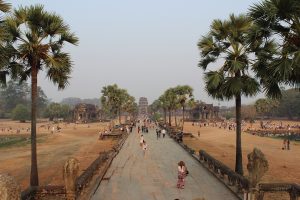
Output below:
[12,104,30,122]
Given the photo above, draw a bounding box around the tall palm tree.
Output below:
[101,84,132,124]
[164,88,178,126]
[174,85,193,130]
[158,94,168,124]
[198,14,260,175]
[5,5,78,186]
[101,84,122,122]
[249,0,300,93]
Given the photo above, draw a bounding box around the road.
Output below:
[91,127,238,200]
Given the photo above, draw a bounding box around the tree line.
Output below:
[150,85,194,130]
[100,84,138,124]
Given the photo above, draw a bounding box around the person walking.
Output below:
[142,140,147,157]
[162,129,166,138]
[177,161,186,189]
[140,135,144,147]
[287,139,290,150]
[138,126,140,134]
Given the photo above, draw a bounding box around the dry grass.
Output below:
[0,120,117,189]
[183,120,300,184]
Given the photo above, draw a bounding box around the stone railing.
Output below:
[75,151,110,193]
[199,150,249,192]
[158,123,300,200]
[77,131,128,196]
[257,183,300,200]
[20,131,129,200]
[21,185,66,200]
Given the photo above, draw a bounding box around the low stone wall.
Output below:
[20,131,130,200]
[160,123,300,200]
[75,152,110,193]
[21,186,66,200]
[257,183,300,200]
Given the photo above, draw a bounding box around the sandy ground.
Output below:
[0,120,117,190]
[183,120,300,184]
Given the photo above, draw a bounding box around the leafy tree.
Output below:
[12,104,30,122]
[37,86,48,117]
[101,84,135,124]
[174,85,194,130]
[122,95,138,120]
[45,103,60,121]
[0,80,29,113]
[149,99,164,122]
[241,105,257,122]
[255,98,279,119]
[4,5,78,186]
[249,0,300,95]
[274,89,300,119]
[198,14,260,175]
[60,104,71,120]
[44,103,71,121]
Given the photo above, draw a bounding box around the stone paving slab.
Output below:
[91,128,238,200]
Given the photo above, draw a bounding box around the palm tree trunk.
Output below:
[168,108,171,126]
[30,65,39,186]
[182,105,185,131]
[235,94,243,175]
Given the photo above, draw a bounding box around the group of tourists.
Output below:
[155,128,166,139]
[136,119,191,189]
[1,127,30,134]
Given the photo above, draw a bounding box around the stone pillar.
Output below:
[0,173,21,200]
[63,158,79,200]
[247,148,269,200]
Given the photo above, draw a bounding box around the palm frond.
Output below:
[0,0,10,13]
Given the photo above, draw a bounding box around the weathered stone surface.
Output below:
[63,158,79,200]
[247,148,269,188]
[92,128,238,200]
[0,173,21,200]
[247,148,269,200]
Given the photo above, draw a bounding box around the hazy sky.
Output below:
[9,0,263,106]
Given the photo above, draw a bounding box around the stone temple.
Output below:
[138,97,148,116]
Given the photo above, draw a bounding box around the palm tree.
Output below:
[164,88,178,126]
[198,14,260,175]
[4,5,78,186]
[101,84,121,123]
[158,94,168,124]
[101,84,133,124]
[249,0,300,94]
[174,85,193,130]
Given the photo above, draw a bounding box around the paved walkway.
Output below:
[91,128,238,200]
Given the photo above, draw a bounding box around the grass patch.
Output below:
[0,134,48,148]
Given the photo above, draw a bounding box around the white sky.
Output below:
[10,0,264,106]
